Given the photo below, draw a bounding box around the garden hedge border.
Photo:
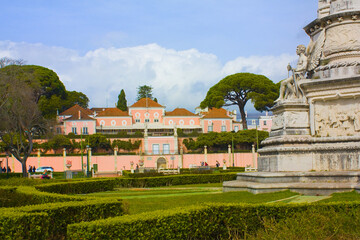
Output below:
[0,186,85,208]
[35,173,238,194]
[0,198,126,239]
[67,201,360,239]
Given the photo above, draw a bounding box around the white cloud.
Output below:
[222,54,297,83]
[0,41,295,111]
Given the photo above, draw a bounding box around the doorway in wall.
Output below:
[157,157,167,169]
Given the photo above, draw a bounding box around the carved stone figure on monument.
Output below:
[276,45,307,101]
[352,110,360,131]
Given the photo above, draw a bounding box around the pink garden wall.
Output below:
[3,152,258,173]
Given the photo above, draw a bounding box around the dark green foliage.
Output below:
[0,64,89,119]
[249,207,360,239]
[85,133,111,152]
[134,130,144,137]
[0,210,49,240]
[112,139,141,151]
[201,73,278,129]
[63,90,89,109]
[67,202,360,240]
[0,198,125,240]
[183,130,269,152]
[137,85,153,100]
[47,134,72,151]
[116,89,128,111]
[0,186,84,208]
[0,173,22,179]
[35,173,237,194]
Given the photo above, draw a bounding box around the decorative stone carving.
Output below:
[330,0,360,14]
[323,24,360,57]
[314,97,360,137]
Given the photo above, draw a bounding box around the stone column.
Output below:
[11,154,14,172]
[63,148,66,172]
[37,149,41,168]
[228,144,231,165]
[252,144,256,168]
[178,146,183,168]
[204,146,207,163]
[114,146,118,172]
[89,148,92,169]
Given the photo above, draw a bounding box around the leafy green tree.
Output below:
[1,64,89,119]
[85,134,111,153]
[137,85,153,101]
[200,73,278,130]
[0,66,46,177]
[64,91,89,109]
[182,130,269,153]
[112,139,141,151]
[116,89,128,111]
[153,98,158,103]
[47,135,72,152]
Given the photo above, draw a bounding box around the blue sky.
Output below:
[1,0,318,112]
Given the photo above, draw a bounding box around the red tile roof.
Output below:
[130,98,164,108]
[96,108,129,117]
[60,104,93,116]
[66,112,95,121]
[165,108,197,116]
[202,108,232,119]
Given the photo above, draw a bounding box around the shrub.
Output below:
[0,210,49,240]
[0,198,126,239]
[0,186,85,208]
[35,173,237,194]
[67,202,360,240]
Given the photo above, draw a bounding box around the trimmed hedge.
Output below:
[67,202,360,239]
[0,198,126,239]
[0,210,49,240]
[0,173,22,179]
[35,173,238,194]
[0,186,85,207]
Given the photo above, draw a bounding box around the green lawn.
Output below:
[319,190,360,203]
[86,185,299,214]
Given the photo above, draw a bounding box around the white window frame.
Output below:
[163,144,170,154]
[152,144,160,155]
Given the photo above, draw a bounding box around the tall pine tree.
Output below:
[117,89,128,111]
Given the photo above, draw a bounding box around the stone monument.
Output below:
[224,0,360,195]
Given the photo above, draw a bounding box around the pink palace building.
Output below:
[57,98,242,137]
[56,98,271,156]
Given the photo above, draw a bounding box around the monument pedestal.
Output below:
[223,1,360,195]
[223,171,360,196]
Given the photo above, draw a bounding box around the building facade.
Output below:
[57,98,244,136]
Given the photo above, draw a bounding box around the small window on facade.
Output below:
[163,144,170,154]
[154,119,159,123]
[56,127,62,134]
[72,127,77,135]
[264,120,267,126]
[221,125,226,132]
[252,119,256,125]
[145,119,150,123]
[234,126,239,132]
[135,119,140,123]
[82,127,88,135]
[152,144,160,155]
[208,125,213,132]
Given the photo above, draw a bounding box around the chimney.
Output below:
[78,110,81,120]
